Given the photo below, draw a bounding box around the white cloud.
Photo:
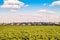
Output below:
[1,0,24,8]
[24,5,29,7]
[38,10,56,14]
[11,9,17,12]
[0,14,60,23]
[0,0,28,12]
[50,1,60,6]
[43,3,47,6]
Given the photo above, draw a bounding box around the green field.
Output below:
[0,25,60,40]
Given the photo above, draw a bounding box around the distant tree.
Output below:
[59,22,60,24]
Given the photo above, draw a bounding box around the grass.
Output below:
[0,25,60,40]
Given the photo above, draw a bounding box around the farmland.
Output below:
[0,25,60,40]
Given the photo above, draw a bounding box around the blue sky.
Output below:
[19,0,57,4]
[0,0,60,13]
[0,0,60,23]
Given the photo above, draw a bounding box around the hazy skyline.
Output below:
[0,0,60,23]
